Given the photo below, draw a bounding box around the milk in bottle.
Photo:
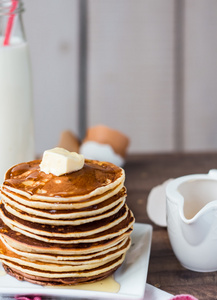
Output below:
[0,0,34,183]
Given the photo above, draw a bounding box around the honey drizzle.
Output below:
[46,275,120,293]
[0,270,6,277]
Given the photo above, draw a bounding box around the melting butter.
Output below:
[46,275,120,293]
[40,148,84,176]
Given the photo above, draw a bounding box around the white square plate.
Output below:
[0,223,152,300]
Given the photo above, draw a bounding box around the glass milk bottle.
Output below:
[0,0,34,183]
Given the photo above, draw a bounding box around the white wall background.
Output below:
[87,0,175,153]
[184,0,217,151]
[23,0,217,156]
[24,0,79,155]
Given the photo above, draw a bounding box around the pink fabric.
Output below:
[16,297,41,300]
[170,295,198,300]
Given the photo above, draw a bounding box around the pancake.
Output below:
[0,156,135,285]
[0,236,129,272]
[3,262,122,286]
[1,254,125,279]
[0,235,131,264]
[3,159,125,201]
[0,208,134,244]
[2,196,126,226]
[1,225,133,255]
[1,187,126,219]
[0,204,130,238]
[1,182,124,210]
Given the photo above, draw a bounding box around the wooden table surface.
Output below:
[124,152,217,300]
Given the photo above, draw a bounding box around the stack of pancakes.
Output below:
[0,159,135,285]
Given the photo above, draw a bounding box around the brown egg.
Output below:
[83,125,130,158]
[58,130,80,153]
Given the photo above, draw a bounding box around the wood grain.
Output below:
[124,152,217,299]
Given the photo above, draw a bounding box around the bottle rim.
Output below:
[0,0,24,15]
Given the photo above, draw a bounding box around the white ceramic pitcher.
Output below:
[166,169,217,272]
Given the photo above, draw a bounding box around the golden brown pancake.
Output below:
[1,224,133,255]
[3,159,124,201]
[3,262,122,286]
[1,187,126,219]
[2,197,126,226]
[0,234,131,264]
[0,236,129,272]
[1,183,124,209]
[0,158,135,285]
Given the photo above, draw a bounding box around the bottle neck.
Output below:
[0,0,24,15]
[0,0,26,46]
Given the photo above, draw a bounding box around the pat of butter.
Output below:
[40,148,84,176]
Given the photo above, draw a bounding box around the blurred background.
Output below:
[23,0,217,157]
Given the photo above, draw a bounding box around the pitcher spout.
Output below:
[180,206,215,246]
